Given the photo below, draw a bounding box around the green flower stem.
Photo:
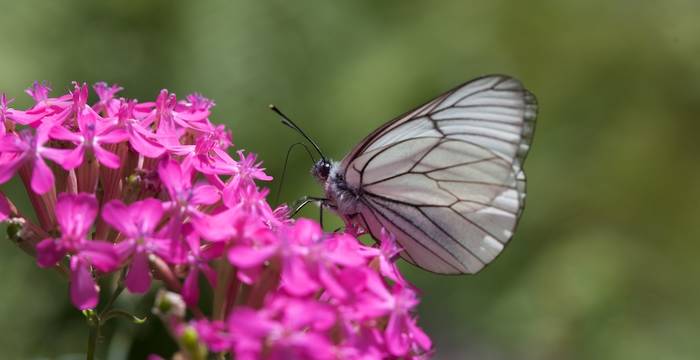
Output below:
[85,270,127,360]
[100,282,125,317]
[85,310,100,360]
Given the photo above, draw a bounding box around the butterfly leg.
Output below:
[291,196,328,217]
[319,202,324,230]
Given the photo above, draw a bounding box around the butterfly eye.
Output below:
[312,159,332,181]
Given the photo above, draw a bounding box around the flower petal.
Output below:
[97,127,128,144]
[30,157,55,194]
[131,198,164,234]
[290,219,323,245]
[36,238,66,268]
[385,312,410,357]
[0,156,25,184]
[0,134,23,152]
[93,144,120,168]
[228,308,275,338]
[191,184,220,205]
[49,125,82,142]
[128,124,165,158]
[281,256,318,297]
[182,267,200,307]
[191,209,238,242]
[70,257,100,310]
[125,251,152,293]
[318,267,347,300]
[59,145,86,170]
[41,147,75,168]
[101,199,138,236]
[227,245,277,268]
[79,240,121,272]
[55,193,98,239]
[157,158,188,198]
[323,234,366,267]
[408,317,432,352]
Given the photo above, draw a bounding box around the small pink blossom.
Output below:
[361,273,430,357]
[0,125,70,193]
[181,226,218,307]
[159,158,219,215]
[92,82,123,115]
[362,228,410,286]
[50,99,128,169]
[115,99,166,157]
[151,89,211,137]
[12,81,72,126]
[223,183,281,229]
[35,193,120,309]
[226,296,336,360]
[102,198,172,293]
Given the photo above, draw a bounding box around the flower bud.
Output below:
[153,289,186,319]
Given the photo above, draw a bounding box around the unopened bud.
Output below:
[6,217,26,242]
[153,289,186,319]
[179,326,207,360]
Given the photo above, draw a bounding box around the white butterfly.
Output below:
[277,75,537,274]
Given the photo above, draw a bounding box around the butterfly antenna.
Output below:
[269,105,327,161]
[275,142,317,204]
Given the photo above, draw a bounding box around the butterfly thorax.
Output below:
[312,159,361,215]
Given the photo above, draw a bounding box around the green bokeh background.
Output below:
[2,1,699,359]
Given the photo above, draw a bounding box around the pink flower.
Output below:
[102,198,171,293]
[226,296,336,360]
[114,99,165,158]
[361,273,431,356]
[25,81,53,103]
[188,136,236,175]
[0,125,70,194]
[158,158,220,215]
[150,89,212,137]
[35,193,120,309]
[234,150,272,183]
[92,82,123,115]
[181,226,218,307]
[11,81,72,126]
[183,93,215,113]
[362,228,410,286]
[1,81,434,359]
[222,183,280,228]
[50,102,128,169]
[192,320,228,352]
[274,220,367,299]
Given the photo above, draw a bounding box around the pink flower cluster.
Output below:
[0,82,432,359]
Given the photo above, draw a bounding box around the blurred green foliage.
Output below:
[1,1,699,359]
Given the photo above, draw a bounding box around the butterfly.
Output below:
[274,75,537,274]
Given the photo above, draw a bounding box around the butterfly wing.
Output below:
[341,75,537,274]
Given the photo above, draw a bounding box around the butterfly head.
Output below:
[311,158,333,183]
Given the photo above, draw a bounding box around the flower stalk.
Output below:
[85,310,100,360]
